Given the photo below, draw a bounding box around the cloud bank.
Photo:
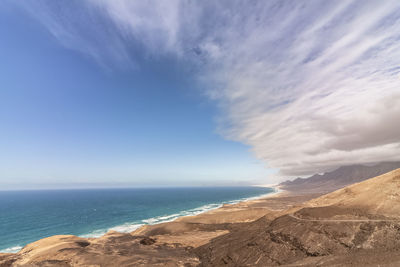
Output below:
[16,0,400,177]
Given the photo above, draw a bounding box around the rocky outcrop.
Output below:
[0,232,200,267]
[196,209,400,266]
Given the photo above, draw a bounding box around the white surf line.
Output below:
[0,245,23,253]
[81,191,273,238]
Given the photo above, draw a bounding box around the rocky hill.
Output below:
[197,169,400,266]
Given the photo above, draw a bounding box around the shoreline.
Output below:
[132,185,294,238]
[0,186,322,266]
[86,185,282,238]
[0,186,279,254]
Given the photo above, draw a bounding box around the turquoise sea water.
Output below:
[0,186,274,253]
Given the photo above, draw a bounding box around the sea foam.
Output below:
[0,245,23,253]
[79,187,277,239]
[1,187,276,253]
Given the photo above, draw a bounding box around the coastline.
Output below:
[0,186,278,254]
[87,185,283,241]
[83,185,279,238]
[4,170,400,266]
[0,185,321,266]
[131,185,297,244]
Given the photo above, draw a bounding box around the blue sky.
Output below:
[1,1,400,189]
[0,2,271,189]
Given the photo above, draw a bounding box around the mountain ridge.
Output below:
[279,161,400,193]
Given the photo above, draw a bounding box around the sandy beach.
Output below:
[130,186,320,249]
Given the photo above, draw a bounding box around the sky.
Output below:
[1,1,400,189]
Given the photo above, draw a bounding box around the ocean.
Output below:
[0,186,274,253]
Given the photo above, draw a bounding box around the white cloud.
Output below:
[87,0,182,55]
[16,0,400,178]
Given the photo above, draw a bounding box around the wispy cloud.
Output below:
[15,0,400,178]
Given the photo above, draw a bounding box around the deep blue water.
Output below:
[0,186,274,253]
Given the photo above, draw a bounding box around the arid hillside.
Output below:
[197,169,400,266]
[307,168,400,217]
